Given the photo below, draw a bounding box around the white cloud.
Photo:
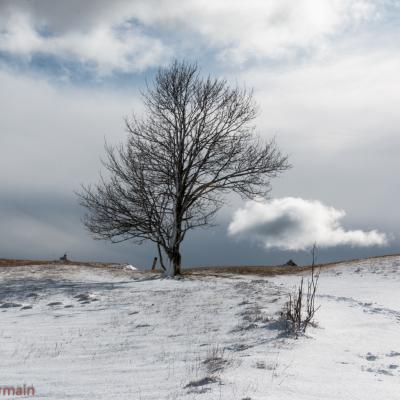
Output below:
[125,0,379,63]
[228,197,388,251]
[182,0,377,63]
[0,0,382,73]
[0,10,170,75]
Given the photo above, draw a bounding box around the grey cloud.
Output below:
[247,214,303,239]
[0,68,142,193]
[0,0,131,31]
[0,190,152,265]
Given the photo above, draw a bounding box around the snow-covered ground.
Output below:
[0,256,399,399]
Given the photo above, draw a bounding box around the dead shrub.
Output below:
[203,344,228,374]
[282,263,320,335]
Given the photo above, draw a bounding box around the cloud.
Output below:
[0,67,141,193]
[228,197,388,251]
[231,36,400,233]
[0,12,169,75]
[0,2,397,267]
[240,35,400,152]
[0,0,383,74]
[172,0,377,63]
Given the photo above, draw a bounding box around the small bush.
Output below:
[203,344,228,374]
[282,264,320,335]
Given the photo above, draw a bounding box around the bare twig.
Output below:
[283,252,320,335]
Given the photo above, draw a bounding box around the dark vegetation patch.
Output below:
[0,258,122,269]
[184,376,218,388]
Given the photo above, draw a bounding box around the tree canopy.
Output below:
[78,61,290,275]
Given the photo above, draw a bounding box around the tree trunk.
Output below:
[170,247,182,276]
[157,242,166,271]
[170,201,183,276]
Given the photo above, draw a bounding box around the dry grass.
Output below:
[1,252,399,275]
[184,252,400,277]
[0,258,117,269]
[185,265,308,276]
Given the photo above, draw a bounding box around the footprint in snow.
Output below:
[362,352,400,377]
[47,302,63,306]
[1,302,22,308]
[74,293,98,303]
[74,293,90,300]
[366,353,378,361]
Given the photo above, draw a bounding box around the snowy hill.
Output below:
[0,256,399,399]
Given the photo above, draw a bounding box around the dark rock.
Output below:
[59,253,68,262]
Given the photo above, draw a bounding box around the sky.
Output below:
[0,0,399,268]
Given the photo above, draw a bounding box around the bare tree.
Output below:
[78,61,290,276]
